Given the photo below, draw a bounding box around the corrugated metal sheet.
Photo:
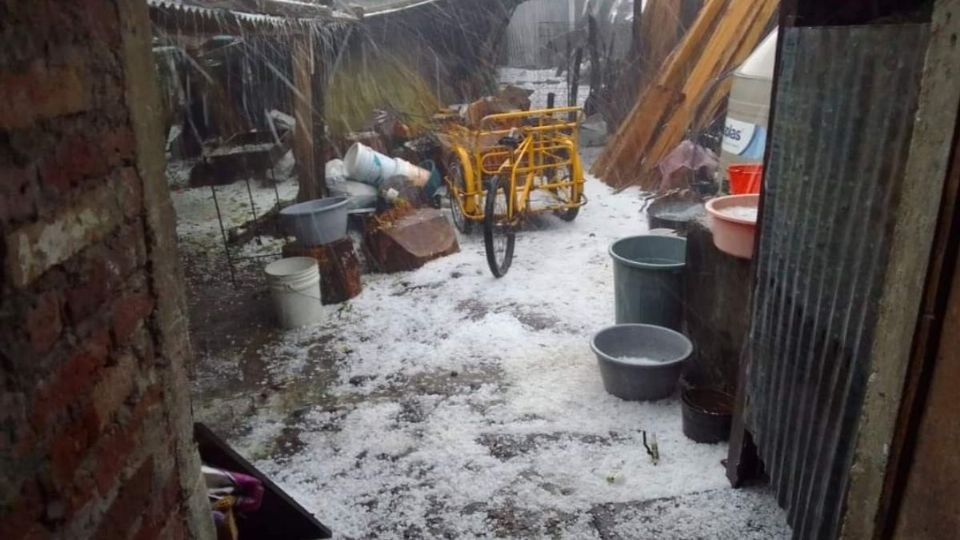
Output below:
[745,24,929,539]
[147,0,356,25]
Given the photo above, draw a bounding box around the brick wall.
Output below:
[0,2,212,539]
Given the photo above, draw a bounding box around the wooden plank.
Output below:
[692,0,779,134]
[595,0,778,190]
[601,85,684,187]
[594,0,727,178]
[609,0,748,185]
[882,93,960,540]
[292,34,319,202]
[841,0,960,535]
[892,217,960,540]
[593,0,728,177]
[635,0,771,188]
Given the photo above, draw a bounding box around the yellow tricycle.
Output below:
[440,106,586,277]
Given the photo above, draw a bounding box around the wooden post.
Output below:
[568,47,582,119]
[291,32,326,202]
[310,35,327,198]
[587,15,601,96]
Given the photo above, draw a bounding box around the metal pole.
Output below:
[269,163,283,235]
[244,176,262,246]
[211,184,238,288]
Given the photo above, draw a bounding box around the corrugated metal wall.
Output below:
[502,0,636,68]
[745,24,930,539]
[504,0,579,67]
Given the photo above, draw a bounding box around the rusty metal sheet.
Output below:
[745,23,929,539]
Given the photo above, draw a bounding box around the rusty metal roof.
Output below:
[147,0,358,24]
[148,0,445,21]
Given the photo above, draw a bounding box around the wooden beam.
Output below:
[292,34,321,202]
[593,0,729,182]
[840,0,960,536]
[594,0,778,190]
[881,90,960,540]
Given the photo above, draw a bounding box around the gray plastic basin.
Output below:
[590,324,693,401]
[280,197,350,246]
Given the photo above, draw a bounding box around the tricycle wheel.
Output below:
[554,205,580,222]
[549,151,581,222]
[447,160,473,234]
[483,176,516,278]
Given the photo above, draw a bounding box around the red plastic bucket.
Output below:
[728,164,763,195]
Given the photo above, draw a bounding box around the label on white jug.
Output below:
[722,117,756,155]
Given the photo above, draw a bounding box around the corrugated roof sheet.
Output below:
[147,0,358,24]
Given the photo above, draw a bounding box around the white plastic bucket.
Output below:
[394,159,431,188]
[264,257,322,329]
[344,143,399,187]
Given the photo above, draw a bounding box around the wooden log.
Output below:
[283,237,362,304]
[363,208,460,273]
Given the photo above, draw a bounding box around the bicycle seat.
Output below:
[498,132,523,149]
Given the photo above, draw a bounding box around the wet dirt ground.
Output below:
[179,147,791,538]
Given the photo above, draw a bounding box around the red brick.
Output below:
[112,292,155,345]
[81,0,121,48]
[19,523,51,540]
[0,63,90,130]
[31,329,111,429]
[157,515,189,540]
[132,522,162,540]
[0,480,43,540]
[106,224,146,278]
[65,258,116,324]
[92,384,163,495]
[5,180,122,288]
[49,405,100,484]
[115,167,143,220]
[91,355,137,431]
[0,165,39,224]
[49,467,100,523]
[25,291,62,355]
[39,135,110,193]
[131,468,182,540]
[94,457,155,540]
[101,128,136,168]
[92,424,141,496]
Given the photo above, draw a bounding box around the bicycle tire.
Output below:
[483,176,516,278]
[447,160,474,234]
[551,150,581,222]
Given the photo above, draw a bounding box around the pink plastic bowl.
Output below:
[705,194,759,259]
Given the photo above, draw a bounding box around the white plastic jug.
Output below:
[344,143,400,187]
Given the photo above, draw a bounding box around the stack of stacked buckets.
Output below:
[591,234,732,444]
[264,197,352,329]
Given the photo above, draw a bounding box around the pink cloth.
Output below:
[657,140,719,189]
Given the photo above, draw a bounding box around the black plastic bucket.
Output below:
[681,388,733,443]
[647,199,705,234]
